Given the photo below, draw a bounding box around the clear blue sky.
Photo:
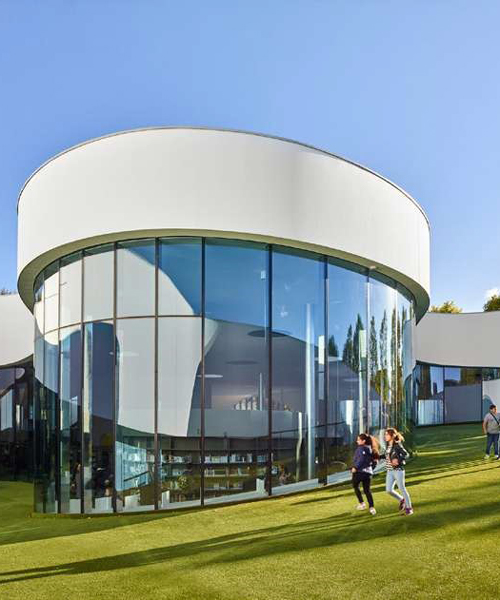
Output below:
[1,1,499,312]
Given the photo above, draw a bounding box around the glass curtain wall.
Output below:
[0,364,33,480]
[414,363,500,426]
[483,369,500,416]
[414,364,444,426]
[0,368,15,476]
[33,238,415,513]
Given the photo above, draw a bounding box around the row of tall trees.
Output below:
[329,305,408,408]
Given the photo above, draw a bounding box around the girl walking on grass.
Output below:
[352,433,380,515]
[385,428,413,516]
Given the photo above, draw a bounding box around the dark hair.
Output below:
[385,427,405,443]
[490,404,497,410]
[358,433,380,460]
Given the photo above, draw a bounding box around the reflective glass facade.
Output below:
[33,237,416,513]
[0,362,33,481]
[414,362,499,426]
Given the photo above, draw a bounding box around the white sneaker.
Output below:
[369,507,377,515]
[356,502,367,510]
[485,454,490,459]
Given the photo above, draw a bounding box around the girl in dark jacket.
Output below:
[351,433,380,515]
[384,428,413,515]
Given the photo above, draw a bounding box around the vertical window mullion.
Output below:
[112,242,118,512]
[200,238,206,506]
[154,239,159,510]
[366,271,371,433]
[322,256,328,485]
[267,245,273,496]
[56,260,61,514]
[79,253,85,514]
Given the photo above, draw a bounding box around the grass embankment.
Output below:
[0,424,499,599]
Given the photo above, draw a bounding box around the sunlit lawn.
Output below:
[0,424,498,599]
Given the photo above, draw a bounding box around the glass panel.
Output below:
[417,398,444,426]
[0,369,15,478]
[59,325,82,514]
[483,368,500,416]
[60,253,82,327]
[415,364,444,425]
[158,318,202,507]
[33,336,45,511]
[82,321,115,513]
[44,263,59,333]
[369,274,396,432]
[397,289,415,443]
[83,245,114,322]
[159,238,202,315]
[327,260,367,478]
[204,240,269,501]
[117,240,155,317]
[39,332,59,513]
[34,274,44,338]
[116,318,155,511]
[445,367,482,423]
[272,247,325,492]
[13,367,33,481]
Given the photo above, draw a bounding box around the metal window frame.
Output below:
[267,245,273,496]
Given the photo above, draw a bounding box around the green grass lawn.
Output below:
[1,424,499,599]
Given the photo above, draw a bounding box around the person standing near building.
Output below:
[483,404,500,459]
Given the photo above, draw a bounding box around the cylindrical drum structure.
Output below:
[17,128,430,513]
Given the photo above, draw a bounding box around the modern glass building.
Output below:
[9,128,431,513]
[414,312,500,426]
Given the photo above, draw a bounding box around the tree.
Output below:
[429,300,462,314]
[484,294,500,312]
[328,334,339,358]
[351,313,365,373]
[369,316,378,388]
[0,288,15,295]
[379,311,389,402]
[342,324,354,368]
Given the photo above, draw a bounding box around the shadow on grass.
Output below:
[0,480,206,548]
[0,423,493,555]
[1,488,500,586]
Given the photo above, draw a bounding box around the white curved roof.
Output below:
[416,311,500,368]
[0,294,33,367]
[17,128,430,316]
